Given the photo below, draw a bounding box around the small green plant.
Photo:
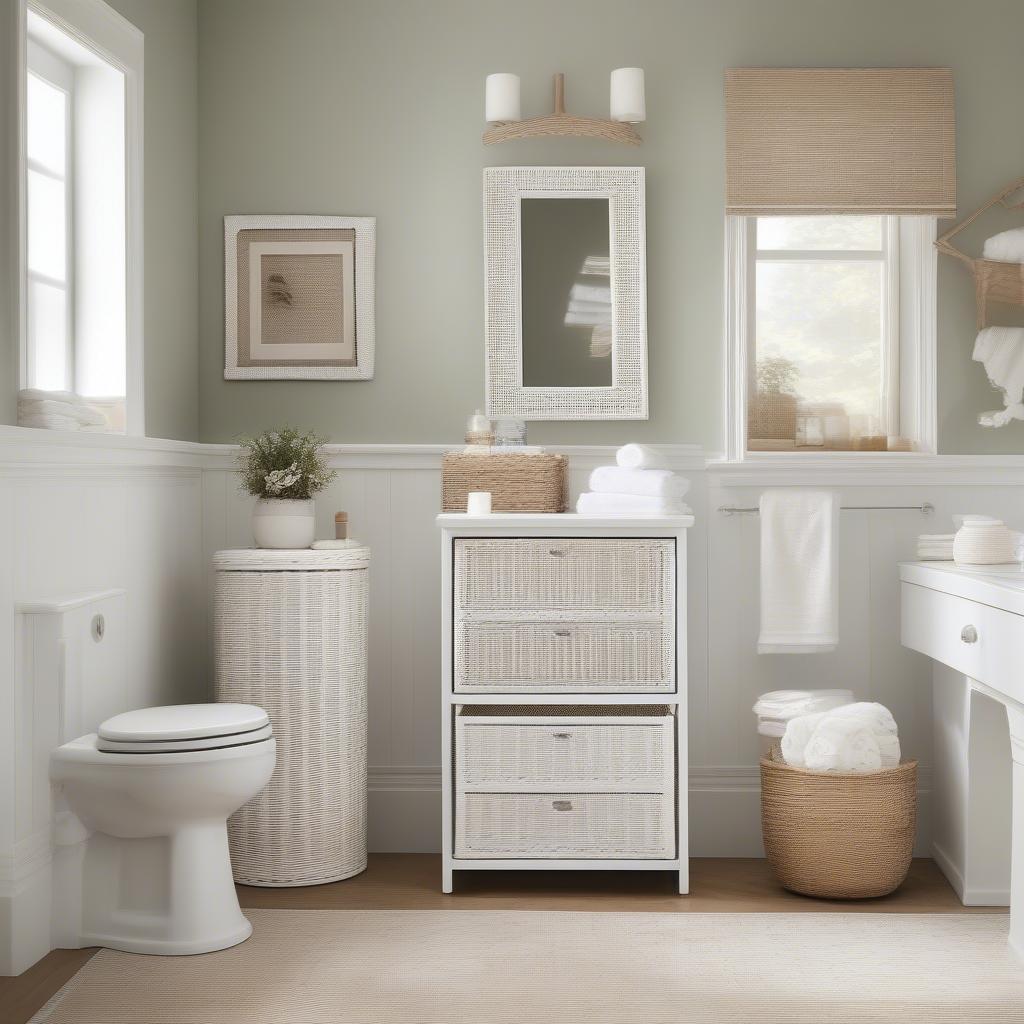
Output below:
[238,428,336,500]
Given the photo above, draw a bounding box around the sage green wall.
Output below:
[109,0,199,441]
[197,0,1024,452]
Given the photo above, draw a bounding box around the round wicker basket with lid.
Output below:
[214,546,369,886]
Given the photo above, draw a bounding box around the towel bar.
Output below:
[718,502,934,516]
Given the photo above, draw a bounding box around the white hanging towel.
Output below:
[758,489,839,654]
[973,327,1024,427]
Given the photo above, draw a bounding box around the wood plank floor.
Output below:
[0,855,1001,1024]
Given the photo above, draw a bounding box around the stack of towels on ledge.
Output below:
[782,701,901,774]
[576,444,691,516]
[917,533,954,560]
[18,389,107,431]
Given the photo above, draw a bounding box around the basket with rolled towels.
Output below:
[755,691,917,899]
[576,444,691,516]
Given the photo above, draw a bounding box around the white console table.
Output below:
[438,513,692,895]
[901,561,1024,959]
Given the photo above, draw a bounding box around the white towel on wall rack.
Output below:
[758,489,839,655]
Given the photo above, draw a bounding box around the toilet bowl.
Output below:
[51,703,275,956]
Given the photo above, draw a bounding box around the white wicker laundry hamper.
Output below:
[213,547,369,887]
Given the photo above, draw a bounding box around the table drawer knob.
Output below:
[552,731,573,739]
[552,800,573,812]
[548,548,567,557]
[552,629,571,637]
[961,624,978,644]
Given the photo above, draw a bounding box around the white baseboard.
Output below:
[932,840,1010,907]
[368,767,933,858]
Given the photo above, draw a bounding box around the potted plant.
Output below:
[239,428,336,549]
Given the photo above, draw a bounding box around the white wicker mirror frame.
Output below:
[483,166,648,420]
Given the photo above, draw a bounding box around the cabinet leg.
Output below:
[442,866,454,894]
[1007,707,1024,961]
[678,869,689,895]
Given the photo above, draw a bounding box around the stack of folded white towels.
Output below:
[18,389,108,432]
[576,444,690,516]
[917,533,954,560]
[781,701,901,774]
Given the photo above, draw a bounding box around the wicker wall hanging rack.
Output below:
[936,175,1024,328]
[483,73,642,146]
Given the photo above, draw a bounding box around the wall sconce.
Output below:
[483,70,645,146]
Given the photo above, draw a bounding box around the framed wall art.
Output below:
[224,214,376,379]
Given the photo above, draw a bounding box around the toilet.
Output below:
[50,703,276,956]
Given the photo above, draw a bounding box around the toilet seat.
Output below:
[97,703,271,754]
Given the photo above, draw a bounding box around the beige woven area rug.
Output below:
[35,910,1024,1023]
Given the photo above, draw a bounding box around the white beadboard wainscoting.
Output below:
[4,426,1024,963]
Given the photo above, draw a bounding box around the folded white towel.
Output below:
[827,701,898,735]
[758,489,839,654]
[588,466,690,499]
[983,227,1024,263]
[803,717,883,773]
[616,444,669,470]
[973,327,1024,428]
[18,413,83,431]
[18,397,106,426]
[576,492,691,516]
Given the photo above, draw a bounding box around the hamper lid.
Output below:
[213,546,369,571]
[98,703,269,743]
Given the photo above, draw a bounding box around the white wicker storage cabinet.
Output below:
[438,514,692,894]
[214,547,369,887]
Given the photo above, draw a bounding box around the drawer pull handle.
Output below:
[552,732,572,739]
[553,629,571,637]
[552,800,573,811]
[548,548,567,557]
[961,624,979,644]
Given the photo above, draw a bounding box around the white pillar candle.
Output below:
[466,491,492,515]
[485,73,521,123]
[610,67,645,123]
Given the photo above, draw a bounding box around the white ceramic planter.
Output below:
[252,498,316,549]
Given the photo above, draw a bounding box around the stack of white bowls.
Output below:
[952,516,1017,566]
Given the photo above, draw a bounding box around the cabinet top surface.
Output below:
[900,560,1024,616]
[436,513,694,531]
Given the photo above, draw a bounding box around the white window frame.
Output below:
[16,0,144,434]
[25,45,74,392]
[724,215,937,462]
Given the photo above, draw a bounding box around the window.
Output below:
[26,58,73,393]
[19,1,143,434]
[725,215,937,458]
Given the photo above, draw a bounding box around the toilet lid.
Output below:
[96,722,274,754]
[98,703,269,743]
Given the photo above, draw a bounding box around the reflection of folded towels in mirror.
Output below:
[565,256,612,359]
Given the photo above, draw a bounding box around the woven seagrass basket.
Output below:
[760,749,917,899]
[442,452,567,513]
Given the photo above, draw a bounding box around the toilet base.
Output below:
[81,918,252,956]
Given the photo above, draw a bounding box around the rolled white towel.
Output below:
[827,701,899,735]
[18,387,84,406]
[616,444,669,470]
[780,710,832,768]
[803,717,883,773]
[589,465,690,499]
[983,227,1024,264]
[576,492,691,516]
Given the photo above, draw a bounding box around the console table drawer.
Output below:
[454,620,674,692]
[456,707,675,790]
[455,538,674,616]
[455,792,675,859]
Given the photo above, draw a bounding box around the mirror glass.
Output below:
[520,197,612,388]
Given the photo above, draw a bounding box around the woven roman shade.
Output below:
[725,68,956,216]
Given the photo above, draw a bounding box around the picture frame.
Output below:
[224,214,376,380]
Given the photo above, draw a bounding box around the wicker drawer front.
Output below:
[454,621,674,692]
[457,715,675,790]
[455,538,674,616]
[455,792,675,859]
